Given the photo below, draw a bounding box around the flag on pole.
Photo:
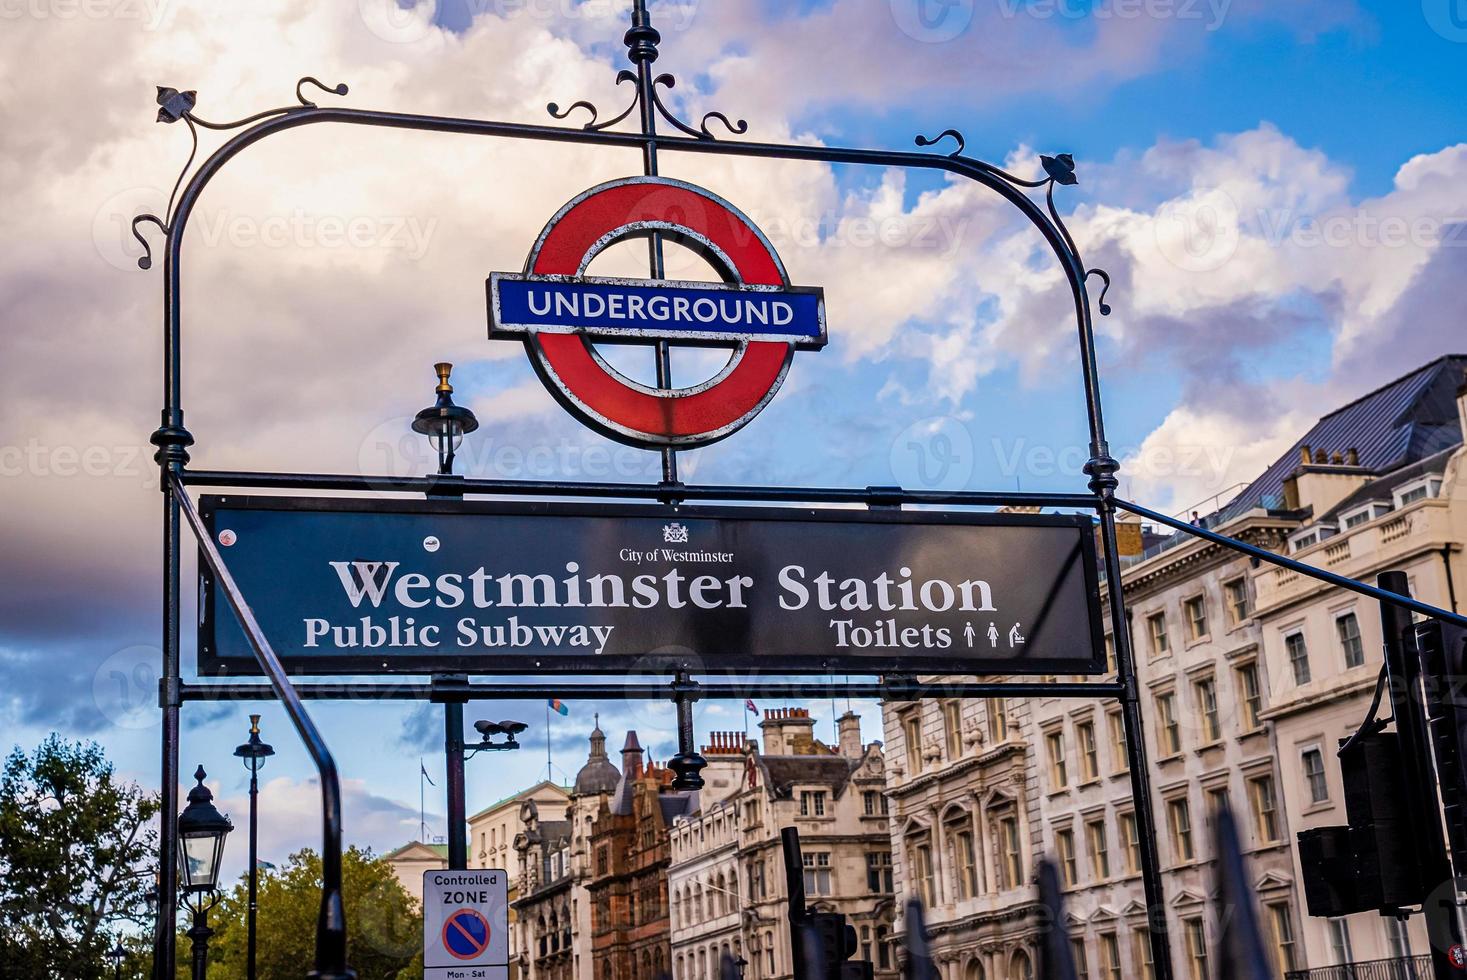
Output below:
[548,698,570,716]
[420,759,435,785]
[745,699,758,715]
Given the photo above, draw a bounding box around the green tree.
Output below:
[183,845,421,979]
[0,735,159,980]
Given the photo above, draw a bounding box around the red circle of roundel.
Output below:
[522,177,795,448]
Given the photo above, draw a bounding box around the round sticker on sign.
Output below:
[442,908,491,961]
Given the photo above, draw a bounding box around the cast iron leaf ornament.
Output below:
[155,87,196,124]
[1041,153,1077,185]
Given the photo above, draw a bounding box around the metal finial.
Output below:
[434,362,454,394]
[625,0,660,63]
[249,714,261,735]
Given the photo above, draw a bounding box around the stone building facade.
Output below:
[514,723,619,980]
[668,708,896,980]
[1250,364,1467,968]
[880,356,1467,979]
[587,732,695,980]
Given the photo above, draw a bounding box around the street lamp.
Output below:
[412,362,479,475]
[177,766,233,980]
[109,936,126,980]
[233,715,274,980]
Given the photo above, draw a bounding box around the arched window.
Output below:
[693,884,703,923]
[964,959,986,980]
[1008,950,1033,980]
[715,873,727,914]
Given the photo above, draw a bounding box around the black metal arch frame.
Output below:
[133,4,1467,979]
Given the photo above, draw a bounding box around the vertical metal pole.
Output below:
[444,694,468,870]
[247,759,260,980]
[156,487,182,978]
[1080,302,1172,973]
[188,909,212,980]
[626,0,678,486]
[1379,572,1458,980]
[782,827,808,980]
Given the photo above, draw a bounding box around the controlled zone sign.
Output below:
[198,496,1105,676]
[423,869,508,980]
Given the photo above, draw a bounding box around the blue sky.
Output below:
[2,0,1465,881]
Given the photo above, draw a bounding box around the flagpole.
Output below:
[545,701,552,783]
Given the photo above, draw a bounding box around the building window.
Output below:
[1268,902,1299,973]
[1249,774,1280,842]
[1155,693,1181,755]
[1302,747,1329,804]
[1055,827,1077,887]
[1119,812,1140,874]
[799,791,826,817]
[1184,595,1209,641]
[952,824,979,900]
[1086,817,1110,880]
[1184,919,1209,980]
[1328,918,1355,966]
[1077,720,1099,782]
[875,926,890,971]
[1224,577,1251,626]
[866,851,894,893]
[904,714,923,774]
[1098,933,1122,980]
[802,851,832,896]
[1236,662,1263,731]
[987,698,1008,743]
[996,812,1023,890]
[1046,730,1069,790]
[1108,712,1128,773]
[1194,677,1220,743]
[1071,939,1089,980]
[863,790,888,816]
[1104,634,1117,674]
[1394,476,1441,507]
[1205,785,1230,835]
[1167,798,1194,862]
[1147,612,1169,656]
[1286,631,1311,684]
[1386,915,1412,960]
[1337,612,1364,668]
[943,701,964,760]
[1132,928,1155,980]
[911,841,935,905]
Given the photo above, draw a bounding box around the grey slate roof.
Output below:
[1211,354,1467,525]
[758,755,862,799]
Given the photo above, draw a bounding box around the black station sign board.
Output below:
[198,496,1105,676]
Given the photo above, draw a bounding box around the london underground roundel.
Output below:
[488,176,827,448]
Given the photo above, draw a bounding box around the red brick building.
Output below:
[588,731,696,980]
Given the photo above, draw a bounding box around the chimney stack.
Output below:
[837,712,863,759]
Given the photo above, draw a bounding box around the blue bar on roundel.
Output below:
[489,273,826,349]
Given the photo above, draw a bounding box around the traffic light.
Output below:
[1417,620,1467,867]
[1297,731,1428,917]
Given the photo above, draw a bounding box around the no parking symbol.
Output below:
[423,870,508,980]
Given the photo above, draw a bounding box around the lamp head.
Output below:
[412,362,479,475]
[233,713,276,768]
[177,766,233,901]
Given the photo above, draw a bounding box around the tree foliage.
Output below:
[0,735,159,980]
[184,845,422,979]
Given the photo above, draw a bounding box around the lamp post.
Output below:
[144,877,159,980]
[233,715,275,980]
[415,367,481,868]
[442,717,525,870]
[177,766,233,980]
[412,362,479,476]
[109,936,126,980]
